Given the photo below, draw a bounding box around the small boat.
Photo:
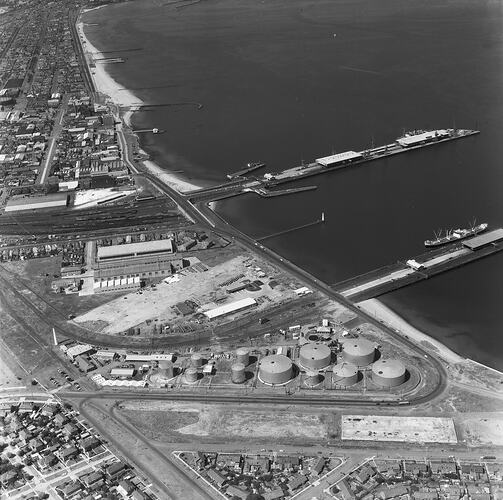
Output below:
[424,222,488,247]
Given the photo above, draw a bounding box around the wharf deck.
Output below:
[333,230,503,301]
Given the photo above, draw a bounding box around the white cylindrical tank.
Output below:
[304,371,323,387]
[341,339,376,366]
[258,354,293,385]
[299,343,332,370]
[371,359,406,387]
[236,347,250,366]
[191,354,203,368]
[332,362,359,386]
[231,363,246,384]
[158,360,174,379]
[185,367,199,383]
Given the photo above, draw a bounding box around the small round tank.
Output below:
[304,371,323,387]
[158,360,174,379]
[190,354,203,368]
[231,363,246,384]
[185,367,199,383]
[372,359,406,387]
[332,362,359,386]
[236,347,250,366]
[341,339,376,366]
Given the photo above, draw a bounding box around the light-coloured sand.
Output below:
[342,415,458,444]
[358,298,464,364]
[77,15,202,194]
[458,415,503,446]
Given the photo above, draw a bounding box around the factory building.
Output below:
[93,244,190,293]
[371,359,406,387]
[5,192,69,212]
[316,151,363,168]
[97,239,173,261]
[258,354,293,385]
[236,347,250,366]
[332,363,359,387]
[204,297,257,320]
[341,339,376,366]
[231,363,246,384]
[298,343,332,370]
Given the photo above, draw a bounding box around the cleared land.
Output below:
[458,415,503,446]
[118,401,328,442]
[74,252,301,334]
[341,415,458,444]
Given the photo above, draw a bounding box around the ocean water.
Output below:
[83,0,503,370]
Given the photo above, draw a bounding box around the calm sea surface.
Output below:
[83,0,503,370]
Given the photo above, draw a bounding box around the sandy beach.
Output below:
[77,13,202,194]
[358,298,465,364]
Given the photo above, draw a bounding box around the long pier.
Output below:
[257,212,325,242]
[186,128,479,203]
[333,229,503,302]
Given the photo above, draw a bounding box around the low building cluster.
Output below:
[179,451,337,500]
[333,458,503,500]
[0,399,158,499]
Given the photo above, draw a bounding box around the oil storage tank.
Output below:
[332,363,359,387]
[236,347,250,366]
[258,354,293,385]
[371,359,406,388]
[304,371,323,387]
[299,343,332,370]
[190,353,203,368]
[158,360,175,379]
[341,339,376,366]
[231,363,246,384]
[185,367,199,383]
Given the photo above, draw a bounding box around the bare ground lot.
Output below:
[456,414,503,447]
[118,401,328,443]
[341,415,458,444]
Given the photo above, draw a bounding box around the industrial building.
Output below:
[5,192,69,212]
[341,339,376,366]
[204,297,257,320]
[298,343,332,370]
[462,228,503,250]
[110,367,134,378]
[125,353,174,362]
[332,363,359,387]
[316,151,363,167]
[371,359,406,387]
[96,239,173,261]
[258,354,293,385]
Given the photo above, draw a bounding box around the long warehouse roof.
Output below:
[396,129,449,146]
[97,239,173,259]
[462,228,503,250]
[204,297,257,319]
[316,151,363,166]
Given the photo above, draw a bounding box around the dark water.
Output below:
[83,0,503,370]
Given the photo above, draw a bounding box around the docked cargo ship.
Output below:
[424,223,488,247]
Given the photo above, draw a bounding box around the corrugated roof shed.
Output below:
[97,239,173,260]
[462,228,503,250]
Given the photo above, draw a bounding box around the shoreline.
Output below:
[357,298,465,364]
[76,11,202,194]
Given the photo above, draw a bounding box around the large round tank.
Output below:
[236,347,250,366]
[371,359,406,388]
[341,339,376,366]
[299,343,332,370]
[332,363,359,386]
[258,355,293,385]
[304,371,323,387]
[158,360,174,379]
[185,367,199,383]
[231,363,246,384]
[190,354,203,368]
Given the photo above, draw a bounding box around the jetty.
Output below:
[332,228,503,302]
[257,212,325,242]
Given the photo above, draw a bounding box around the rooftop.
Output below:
[97,239,173,260]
